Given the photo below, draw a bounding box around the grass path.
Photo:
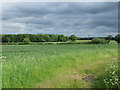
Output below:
[36,57,117,88]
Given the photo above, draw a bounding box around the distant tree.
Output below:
[91,38,100,44]
[58,34,66,42]
[53,34,59,42]
[6,37,11,42]
[17,34,26,42]
[91,38,108,44]
[43,35,50,42]
[1,34,70,43]
[69,35,77,42]
[115,34,120,43]
[35,34,44,42]
[63,36,68,42]
[49,34,58,42]
[23,37,31,44]
[107,35,112,43]
[29,34,37,42]
[2,35,11,42]
[9,34,17,42]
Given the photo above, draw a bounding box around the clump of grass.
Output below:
[104,59,119,88]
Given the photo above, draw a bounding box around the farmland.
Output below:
[2,43,118,88]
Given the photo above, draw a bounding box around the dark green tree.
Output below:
[1,34,74,43]
[91,38,108,44]
[58,34,67,42]
[107,35,112,43]
[23,37,31,44]
[115,34,120,43]
[69,35,77,42]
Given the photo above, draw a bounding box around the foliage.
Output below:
[1,34,117,43]
[107,35,112,43]
[91,38,108,44]
[58,34,66,42]
[23,37,31,44]
[115,34,120,43]
[69,35,78,42]
[104,60,119,88]
[1,34,77,42]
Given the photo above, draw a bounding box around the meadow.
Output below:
[1,43,118,88]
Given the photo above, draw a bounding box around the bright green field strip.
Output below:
[2,44,118,88]
[75,40,91,42]
[2,44,117,52]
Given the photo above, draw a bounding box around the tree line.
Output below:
[1,34,120,44]
[1,34,78,42]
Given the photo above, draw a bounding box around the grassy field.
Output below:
[1,43,118,88]
[75,40,91,42]
[1,40,91,45]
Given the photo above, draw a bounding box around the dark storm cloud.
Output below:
[2,2,118,37]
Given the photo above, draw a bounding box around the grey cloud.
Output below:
[2,2,118,37]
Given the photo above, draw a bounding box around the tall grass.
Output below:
[2,44,118,88]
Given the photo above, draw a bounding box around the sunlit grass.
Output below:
[2,44,118,88]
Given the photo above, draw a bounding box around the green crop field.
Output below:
[1,43,118,88]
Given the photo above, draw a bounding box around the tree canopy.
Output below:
[115,34,120,43]
[69,35,77,42]
[1,34,77,42]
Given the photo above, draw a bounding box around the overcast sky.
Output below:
[2,2,118,37]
